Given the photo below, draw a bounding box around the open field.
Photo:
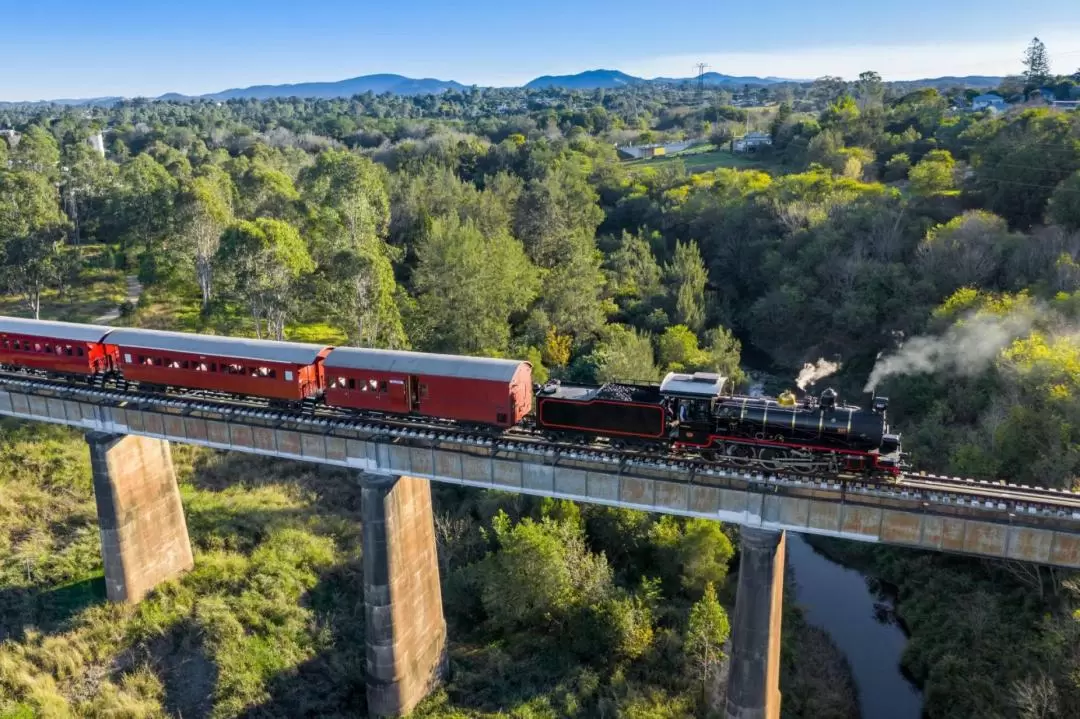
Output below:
[623,145,778,175]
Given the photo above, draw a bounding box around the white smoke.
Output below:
[863,312,1036,392]
[796,358,841,390]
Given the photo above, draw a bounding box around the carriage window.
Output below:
[168,360,181,369]
[284,370,294,381]
[380,381,388,393]
[44,344,51,353]
[154,357,164,367]
[348,378,356,389]
[124,353,132,363]
[368,379,378,392]
[76,347,84,356]
[2,340,8,349]
[34,343,41,352]
[210,363,217,372]
[419,383,428,397]
[12,341,19,350]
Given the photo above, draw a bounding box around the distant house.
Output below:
[732,131,772,153]
[0,128,20,149]
[1051,100,1080,111]
[971,93,1007,112]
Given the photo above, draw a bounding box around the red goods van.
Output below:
[0,316,116,375]
[105,328,331,402]
[323,347,532,428]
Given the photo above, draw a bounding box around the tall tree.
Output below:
[216,218,314,339]
[178,167,234,309]
[318,246,408,349]
[1023,37,1051,87]
[855,70,885,110]
[666,240,708,333]
[411,214,537,354]
[10,125,60,178]
[0,171,68,319]
[112,153,178,263]
[684,582,731,699]
[60,141,115,245]
[300,149,389,249]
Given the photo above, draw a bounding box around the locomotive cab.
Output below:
[659,372,727,440]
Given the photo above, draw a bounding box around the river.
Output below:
[786,533,924,719]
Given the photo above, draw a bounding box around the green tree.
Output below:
[177,168,234,309]
[300,149,389,247]
[666,240,708,333]
[1023,37,1051,87]
[60,141,115,245]
[1049,171,1080,231]
[112,154,178,274]
[884,153,912,182]
[574,324,659,383]
[411,214,537,354]
[479,510,613,632]
[0,170,68,319]
[856,70,885,110]
[909,149,957,196]
[685,582,731,697]
[10,126,60,177]
[216,218,314,339]
[514,163,603,270]
[319,247,408,349]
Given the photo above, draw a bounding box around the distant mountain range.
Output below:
[1,69,1006,106]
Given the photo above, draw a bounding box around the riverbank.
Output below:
[802,534,1080,717]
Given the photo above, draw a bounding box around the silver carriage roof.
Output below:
[103,328,329,365]
[324,347,527,383]
[0,316,113,344]
[659,371,727,398]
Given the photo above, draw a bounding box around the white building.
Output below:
[972,94,1007,112]
[732,131,772,153]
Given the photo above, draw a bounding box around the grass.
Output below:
[0,259,128,325]
[623,145,778,175]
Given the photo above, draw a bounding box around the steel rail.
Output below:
[2,371,1079,514]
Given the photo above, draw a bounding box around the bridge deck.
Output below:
[2,377,1079,567]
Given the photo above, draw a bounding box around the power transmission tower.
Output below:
[694,63,710,97]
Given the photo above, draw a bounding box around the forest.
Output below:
[2,39,1080,717]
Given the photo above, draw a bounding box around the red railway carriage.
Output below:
[323,348,532,428]
[0,316,116,375]
[105,328,331,402]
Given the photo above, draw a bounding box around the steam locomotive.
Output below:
[0,316,902,480]
[536,372,903,478]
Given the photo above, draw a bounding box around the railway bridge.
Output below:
[4,374,1080,718]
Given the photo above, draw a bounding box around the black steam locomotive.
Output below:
[536,372,902,479]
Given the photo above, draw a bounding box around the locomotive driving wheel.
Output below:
[758,447,785,472]
[724,443,756,467]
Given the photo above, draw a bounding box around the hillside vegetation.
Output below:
[1,45,1080,716]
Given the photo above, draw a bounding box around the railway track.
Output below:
[3,370,1080,513]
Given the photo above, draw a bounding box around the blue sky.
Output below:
[3,0,1080,101]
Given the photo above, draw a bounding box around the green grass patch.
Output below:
[623,145,778,175]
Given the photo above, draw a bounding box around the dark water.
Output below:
[786,533,924,719]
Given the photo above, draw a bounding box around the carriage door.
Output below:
[408,375,421,412]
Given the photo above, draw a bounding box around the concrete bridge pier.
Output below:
[725,527,786,719]
[86,432,194,603]
[360,473,448,717]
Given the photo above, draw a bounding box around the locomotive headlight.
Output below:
[872,396,889,414]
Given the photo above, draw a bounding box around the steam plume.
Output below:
[796,358,841,390]
[863,312,1035,392]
